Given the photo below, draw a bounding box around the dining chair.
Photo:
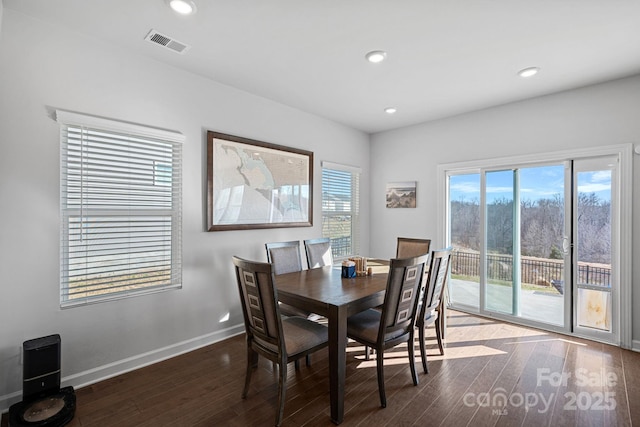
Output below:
[361,237,432,361]
[346,254,429,408]
[265,240,303,275]
[265,240,315,366]
[265,240,309,316]
[416,247,452,374]
[233,256,329,427]
[396,237,442,352]
[303,237,333,269]
[396,237,431,258]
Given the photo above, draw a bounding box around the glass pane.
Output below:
[518,165,565,326]
[322,168,359,258]
[485,170,514,314]
[448,174,480,309]
[576,170,612,331]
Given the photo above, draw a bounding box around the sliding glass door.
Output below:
[482,166,567,326]
[446,155,619,344]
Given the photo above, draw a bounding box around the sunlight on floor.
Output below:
[502,337,587,346]
[441,324,549,343]
[345,310,590,371]
[352,344,507,369]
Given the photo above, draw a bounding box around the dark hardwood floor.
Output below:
[3,311,639,426]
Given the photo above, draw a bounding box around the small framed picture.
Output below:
[386,181,416,208]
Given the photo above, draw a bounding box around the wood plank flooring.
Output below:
[3,311,639,426]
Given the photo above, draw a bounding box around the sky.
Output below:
[450,165,612,204]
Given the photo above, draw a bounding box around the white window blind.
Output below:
[321,161,361,259]
[57,111,183,307]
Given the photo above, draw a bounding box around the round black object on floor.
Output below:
[8,386,76,427]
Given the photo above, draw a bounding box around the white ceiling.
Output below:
[5,0,640,134]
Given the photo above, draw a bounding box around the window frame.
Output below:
[57,110,184,307]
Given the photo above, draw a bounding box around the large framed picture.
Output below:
[207,131,313,231]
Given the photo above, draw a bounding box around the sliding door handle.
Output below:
[562,236,570,255]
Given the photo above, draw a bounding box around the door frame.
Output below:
[571,156,620,342]
[437,144,633,348]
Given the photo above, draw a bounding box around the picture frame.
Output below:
[386,181,417,208]
[207,131,313,231]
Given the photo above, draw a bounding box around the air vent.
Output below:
[144,29,190,54]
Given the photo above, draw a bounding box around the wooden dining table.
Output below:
[275,261,389,425]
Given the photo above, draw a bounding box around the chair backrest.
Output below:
[265,240,303,275]
[419,247,453,325]
[396,237,432,259]
[233,256,284,354]
[303,237,333,269]
[378,254,429,344]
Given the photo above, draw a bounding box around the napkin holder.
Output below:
[341,261,356,278]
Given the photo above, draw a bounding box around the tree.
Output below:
[576,193,611,264]
[450,192,610,266]
[520,194,564,258]
[486,197,513,254]
[450,197,480,250]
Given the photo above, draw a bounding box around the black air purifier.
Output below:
[8,334,76,427]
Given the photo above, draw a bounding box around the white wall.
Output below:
[370,74,640,344]
[0,9,370,408]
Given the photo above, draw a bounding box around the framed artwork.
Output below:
[386,181,416,208]
[207,131,313,231]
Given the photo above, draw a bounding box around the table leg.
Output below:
[328,304,347,424]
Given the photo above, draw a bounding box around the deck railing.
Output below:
[450,251,611,287]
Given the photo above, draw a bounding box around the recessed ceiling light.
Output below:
[168,0,196,15]
[384,107,397,114]
[365,50,387,64]
[518,67,540,78]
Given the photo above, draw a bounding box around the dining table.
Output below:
[275,260,389,425]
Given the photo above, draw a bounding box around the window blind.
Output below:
[321,162,360,259]
[57,111,183,307]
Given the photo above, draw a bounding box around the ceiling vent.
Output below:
[144,29,190,54]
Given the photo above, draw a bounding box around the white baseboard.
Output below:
[632,339,640,353]
[0,323,245,413]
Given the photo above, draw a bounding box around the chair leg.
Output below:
[376,348,386,408]
[408,334,419,386]
[276,358,287,427]
[439,304,446,339]
[243,347,259,398]
[306,354,311,366]
[364,345,370,360]
[435,320,445,355]
[294,359,300,370]
[418,324,428,374]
